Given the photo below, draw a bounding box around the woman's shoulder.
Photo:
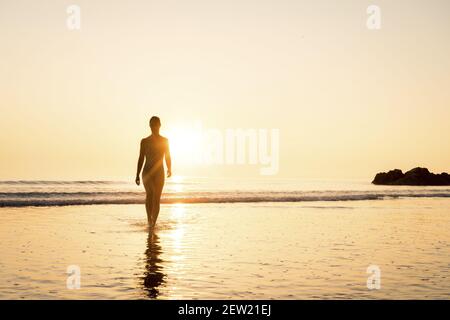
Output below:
[159,135,169,142]
[140,136,151,145]
[141,135,168,145]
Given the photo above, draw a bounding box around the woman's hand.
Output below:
[167,170,172,178]
[135,175,140,186]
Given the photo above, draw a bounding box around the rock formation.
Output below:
[372,167,450,185]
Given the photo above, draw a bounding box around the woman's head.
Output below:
[149,116,161,134]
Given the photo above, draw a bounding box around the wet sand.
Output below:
[0,198,449,299]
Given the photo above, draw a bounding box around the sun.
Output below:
[165,127,203,165]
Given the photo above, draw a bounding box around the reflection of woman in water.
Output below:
[136,116,172,228]
[143,233,165,298]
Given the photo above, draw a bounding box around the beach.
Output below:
[2,0,450,304]
[1,197,449,299]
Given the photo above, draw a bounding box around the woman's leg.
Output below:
[143,176,154,226]
[146,191,154,226]
[151,170,165,228]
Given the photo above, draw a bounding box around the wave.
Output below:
[1,190,450,207]
[0,180,121,185]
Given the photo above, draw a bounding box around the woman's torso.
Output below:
[142,135,167,175]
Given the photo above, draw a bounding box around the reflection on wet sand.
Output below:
[142,232,165,298]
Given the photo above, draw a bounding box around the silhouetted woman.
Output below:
[136,116,171,228]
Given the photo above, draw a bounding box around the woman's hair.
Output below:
[149,116,161,129]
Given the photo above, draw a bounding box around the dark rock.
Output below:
[372,167,450,185]
[372,169,404,185]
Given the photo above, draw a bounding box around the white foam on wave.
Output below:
[0,190,449,207]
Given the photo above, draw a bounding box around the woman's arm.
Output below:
[165,139,172,178]
[135,140,145,185]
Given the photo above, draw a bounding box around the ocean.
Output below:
[1,178,449,299]
[1,178,450,207]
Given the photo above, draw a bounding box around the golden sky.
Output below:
[1,0,449,180]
